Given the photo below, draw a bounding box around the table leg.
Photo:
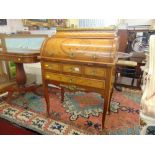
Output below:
[15,63,27,87]
[6,62,41,108]
[101,90,112,130]
[6,90,14,103]
[43,82,50,117]
[107,89,113,114]
[61,87,64,103]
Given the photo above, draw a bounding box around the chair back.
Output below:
[0,34,15,95]
[0,34,10,79]
[0,34,6,77]
[0,61,4,75]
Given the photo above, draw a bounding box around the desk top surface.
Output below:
[0,35,46,63]
[5,50,40,55]
[5,37,45,53]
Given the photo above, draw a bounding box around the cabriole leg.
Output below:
[43,81,50,117]
[101,93,111,130]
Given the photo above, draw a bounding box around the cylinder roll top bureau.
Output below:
[40,29,119,130]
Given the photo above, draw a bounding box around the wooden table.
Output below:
[0,52,40,105]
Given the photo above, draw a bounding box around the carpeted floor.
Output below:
[0,88,141,135]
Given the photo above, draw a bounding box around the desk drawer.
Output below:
[43,62,60,71]
[63,64,81,74]
[45,72,105,89]
[84,66,106,78]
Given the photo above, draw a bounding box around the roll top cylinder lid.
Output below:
[40,29,119,65]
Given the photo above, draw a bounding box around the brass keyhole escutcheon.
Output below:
[92,54,98,60]
[69,79,73,82]
[49,52,54,57]
[70,67,74,72]
[69,52,75,58]
[92,70,96,75]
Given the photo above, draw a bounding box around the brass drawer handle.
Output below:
[46,75,50,78]
[45,64,53,69]
[45,64,49,67]
[69,67,74,72]
[18,58,21,61]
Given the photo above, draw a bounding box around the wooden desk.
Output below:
[0,52,40,104]
[40,30,118,130]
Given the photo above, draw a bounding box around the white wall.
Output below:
[118,19,154,29]
[0,19,25,33]
[124,19,152,26]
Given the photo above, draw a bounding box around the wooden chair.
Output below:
[0,61,16,97]
[115,60,144,90]
[0,34,16,97]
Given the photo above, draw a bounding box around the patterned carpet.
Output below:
[0,88,141,135]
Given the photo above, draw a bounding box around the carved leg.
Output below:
[15,63,26,86]
[61,87,64,103]
[108,89,113,114]
[6,90,14,104]
[43,82,50,117]
[102,93,111,130]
